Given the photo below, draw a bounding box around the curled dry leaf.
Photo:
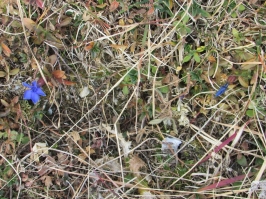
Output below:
[30,143,49,162]
[0,42,11,57]
[128,155,146,177]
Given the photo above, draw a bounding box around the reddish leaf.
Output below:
[1,42,11,57]
[56,78,76,86]
[109,1,119,12]
[36,0,44,9]
[198,173,253,192]
[52,70,66,79]
[147,6,154,16]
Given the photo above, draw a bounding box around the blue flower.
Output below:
[22,81,46,104]
[215,83,229,97]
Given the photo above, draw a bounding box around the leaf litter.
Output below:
[0,0,265,198]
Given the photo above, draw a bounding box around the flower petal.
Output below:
[23,90,33,100]
[31,92,40,104]
[32,81,38,88]
[215,83,229,97]
[36,87,46,96]
[22,82,32,88]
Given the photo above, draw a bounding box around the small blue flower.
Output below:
[215,83,229,97]
[22,81,46,104]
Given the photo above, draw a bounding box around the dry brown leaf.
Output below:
[78,153,88,164]
[48,54,57,65]
[128,155,146,176]
[208,55,216,63]
[84,42,94,51]
[85,146,95,154]
[30,143,49,162]
[110,44,127,52]
[22,18,37,31]
[1,42,11,57]
[109,1,119,12]
[69,131,80,143]
[52,70,66,79]
[41,176,53,187]
[58,17,72,27]
[56,78,76,85]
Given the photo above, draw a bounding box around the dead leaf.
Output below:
[128,155,146,176]
[238,76,249,88]
[78,153,88,164]
[31,143,49,162]
[109,1,119,12]
[52,70,66,79]
[48,54,57,66]
[36,0,44,9]
[41,176,53,187]
[56,78,76,85]
[84,42,94,51]
[22,18,37,31]
[110,44,127,52]
[0,42,11,57]
[208,55,216,63]
[37,165,50,176]
[147,6,154,16]
[69,131,80,143]
[86,146,95,154]
[58,17,72,27]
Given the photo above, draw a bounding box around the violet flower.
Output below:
[22,81,46,104]
[215,83,229,97]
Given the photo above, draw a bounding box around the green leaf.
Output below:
[159,86,169,94]
[182,14,190,24]
[238,4,245,12]
[237,154,247,167]
[246,110,255,117]
[183,54,192,63]
[122,86,129,95]
[232,28,239,39]
[196,46,206,53]
[193,52,200,63]
[231,12,237,18]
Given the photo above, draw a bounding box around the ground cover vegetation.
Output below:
[0,0,266,198]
